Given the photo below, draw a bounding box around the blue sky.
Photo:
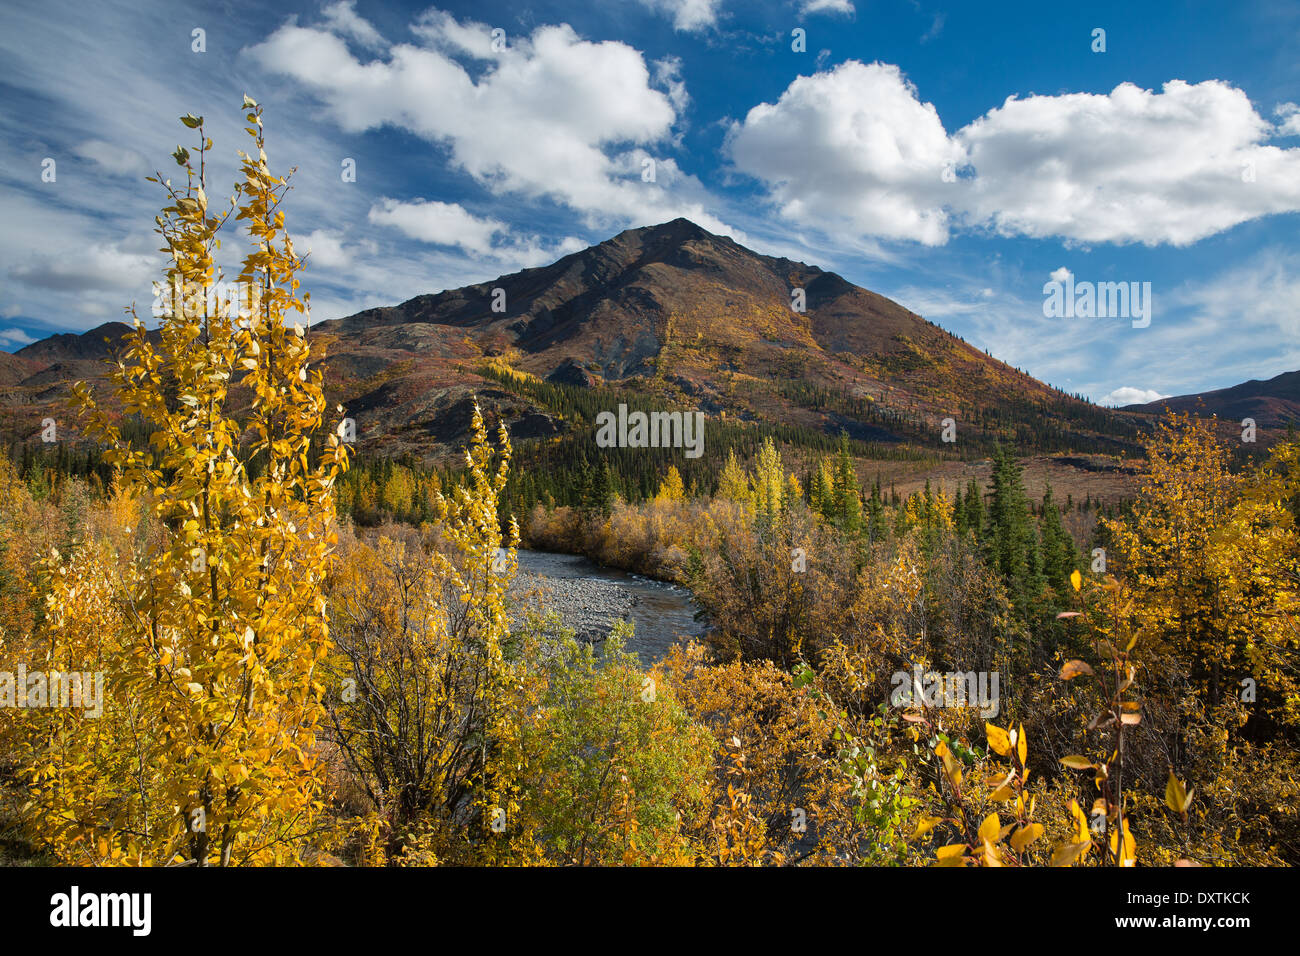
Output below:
[1,0,1298,405]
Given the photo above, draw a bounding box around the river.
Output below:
[510,549,705,666]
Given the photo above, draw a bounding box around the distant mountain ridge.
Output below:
[1122,370,1300,429]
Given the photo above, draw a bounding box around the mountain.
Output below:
[0,350,39,388]
[1123,369,1300,429]
[14,321,134,365]
[1,219,1143,462]
[305,218,1140,459]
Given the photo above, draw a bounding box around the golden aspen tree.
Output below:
[380,465,414,517]
[655,466,685,503]
[440,404,527,863]
[0,458,56,825]
[716,449,750,505]
[24,98,349,865]
[1211,437,1300,727]
[785,472,803,508]
[0,458,38,643]
[1105,414,1240,708]
[749,437,786,523]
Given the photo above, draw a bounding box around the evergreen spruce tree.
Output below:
[831,432,863,534]
[986,446,1043,618]
[959,478,984,539]
[590,460,615,517]
[810,458,834,521]
[865,479,886,543]
[1038,483,1078,594]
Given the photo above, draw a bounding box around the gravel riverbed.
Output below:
[508,550,704,665]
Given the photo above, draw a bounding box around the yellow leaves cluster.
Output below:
[927,722,1042,867]
[983,720,1027,766]
[324,404,530,865]
[14,100,349,866]
[655,465,686,503]
[1046,799,1094,867]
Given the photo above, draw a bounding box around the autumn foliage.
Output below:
[2,104,1297,868]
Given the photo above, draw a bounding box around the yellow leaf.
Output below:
[985,723,1011,756]
[1010,823,1044,853]
[1060,659,1094,680]
[1069,799,1091,843]
[978,812,1000,845]
[1109,817,1137,866]
[1060,755,1095,770]
[1164,771,1193,814]
[911,815,943,840]
[934,843,969,866]
[1070,569,1082,591]
[1049,840,1090,867]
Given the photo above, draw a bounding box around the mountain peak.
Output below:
[608,217,721,255]
[645,216,712,238]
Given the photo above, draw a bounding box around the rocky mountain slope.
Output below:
[3,218,1147,461]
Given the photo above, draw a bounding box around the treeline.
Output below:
[531,432,1106,641]
[477,361,955,519]
[778,379,1146,457]
[4,425,1122,544]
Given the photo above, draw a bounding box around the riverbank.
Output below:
[509,549,705,666]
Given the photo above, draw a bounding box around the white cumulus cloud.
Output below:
[366,198,587,270]
[0,327,35,348]
[246,12,732,234]
[367,199,504,255]
[725,62,963,245]
[1276,102,1300,136]
[321,0,386,50]
[960,79,1300,245]
[298,229,375,270]
[727,64,1300,247]
[800,0,855,15]
[1099,386,1171,407]
[9,242,158,294]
